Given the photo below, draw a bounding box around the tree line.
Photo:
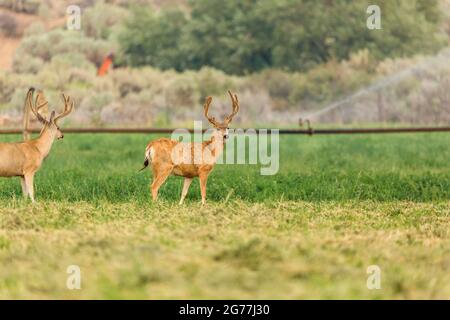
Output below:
[119,0,445,75]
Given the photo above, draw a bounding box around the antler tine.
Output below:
[28,89,47,123]
[225,90,240,124]
[54,93,74,124]
[35,91,48,112]
[203,96,220,127]
[63,93,71,112]
[232,91,239,114]
[62,93,70,106]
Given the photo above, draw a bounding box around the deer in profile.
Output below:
[141,91,240,205]
[0,88,74,202]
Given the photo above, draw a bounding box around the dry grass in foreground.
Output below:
[0,200,448,299]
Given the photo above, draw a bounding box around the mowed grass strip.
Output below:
[0,200,448,299]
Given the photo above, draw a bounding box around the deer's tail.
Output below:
[139,143,154,172]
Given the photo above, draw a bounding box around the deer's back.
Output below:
[147,138,178,162]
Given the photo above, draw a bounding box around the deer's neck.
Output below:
[204,130,225,161]
[35,127,55,159]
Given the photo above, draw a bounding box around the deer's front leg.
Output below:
[20,176,28,197]
[24,173,35,202]
[199,173,209,205]
[179,177,193,205]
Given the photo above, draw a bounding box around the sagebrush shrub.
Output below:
[0,13,17,37]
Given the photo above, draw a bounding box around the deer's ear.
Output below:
[49,111,56,122]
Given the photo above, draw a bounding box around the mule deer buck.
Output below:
[141,91,240,205]
[0,88,74,202]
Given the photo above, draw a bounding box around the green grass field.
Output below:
[0,133,449,299]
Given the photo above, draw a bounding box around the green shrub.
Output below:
[12,55,44,74]
[0,72,17,104]
[83,3,129,40]
[15,30,114,70]
[23,22,46,37]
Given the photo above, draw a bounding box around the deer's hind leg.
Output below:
[151,165,173,201]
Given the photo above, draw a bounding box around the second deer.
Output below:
[141,91,240,204]
[0,88,74,202]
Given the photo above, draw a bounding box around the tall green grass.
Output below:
[0,133,448,203]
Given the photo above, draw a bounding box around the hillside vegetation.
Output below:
[0,0,449,126]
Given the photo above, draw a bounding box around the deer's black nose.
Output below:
[224,134,229,139]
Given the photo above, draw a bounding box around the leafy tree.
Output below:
[181,0,274,74]
[119,8,188,70]
[119,0,445,74]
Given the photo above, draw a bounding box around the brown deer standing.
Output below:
[0,88,74,202]
[141,91,240,205]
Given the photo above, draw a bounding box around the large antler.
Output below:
[203,96,221,127]
[224,90,240,125]
[27,88,48,123]
[54,93,74,124]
